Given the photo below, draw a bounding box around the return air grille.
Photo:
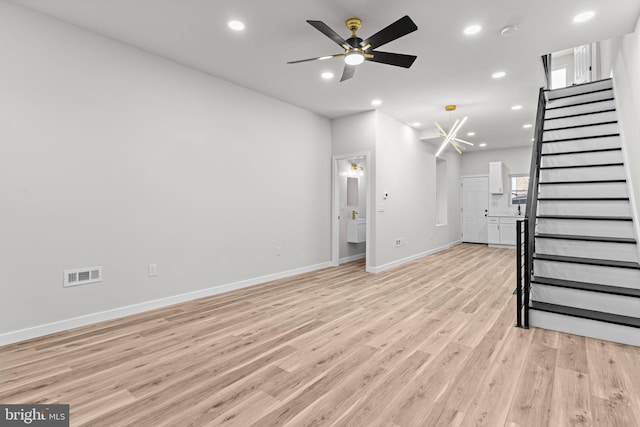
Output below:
[64,266,103,287]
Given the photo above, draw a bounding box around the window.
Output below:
[551,67,567,89]
[510,175,529,205]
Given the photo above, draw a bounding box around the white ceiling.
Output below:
[9,0,640,152]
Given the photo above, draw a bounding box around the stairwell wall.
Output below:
[610,16,640,254]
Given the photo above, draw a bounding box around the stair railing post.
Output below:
[523,218,530,329]
[516,219,523,328]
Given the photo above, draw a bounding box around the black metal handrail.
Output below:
[516,86,546,328]
[541,54,552,90]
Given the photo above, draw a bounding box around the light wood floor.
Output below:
[1,244,639,426]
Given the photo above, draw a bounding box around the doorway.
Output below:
[331,153,371,271]
[462,176,489,243]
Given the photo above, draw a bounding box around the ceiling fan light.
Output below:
[345,51,365,66]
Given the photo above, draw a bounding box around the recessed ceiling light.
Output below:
[321,72,334,80]
[479,143,487,147]
[412,122,421,127]
[573,11,595,23]
[531,138,535,141]
[463,25,482,35]
[511,105,523,110]
[492,71,506,79]
[523,124,533,129]
[228,20,245,31]
[371,99,382,106]
[467,132,475,136]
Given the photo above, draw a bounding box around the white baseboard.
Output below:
[489,244,516,249]
[339,253,366,264]
[0,261,332,346]
[368,242,457,273]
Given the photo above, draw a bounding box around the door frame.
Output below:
[460,175,489,243]
[331,152,372,271]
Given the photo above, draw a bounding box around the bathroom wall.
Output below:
[338,159,367,263]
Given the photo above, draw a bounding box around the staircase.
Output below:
[521,78,640,346]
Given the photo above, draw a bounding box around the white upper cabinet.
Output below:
[489,161,504,194]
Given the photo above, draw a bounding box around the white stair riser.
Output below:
[543,123,619,141]
[547,80,613,100]
[545,100,616,119]
[536,218,635,238]
[546,90,613,109]
[537,200,631,217]
[535,239,639,263]
[538,182,629,198]
[540,165,626,182]
[530,310,640,347]
[541,150,623,168]
[532,284,640,317]
[541,136,621,154]
[544,111,617,130]
[533,259,640,288]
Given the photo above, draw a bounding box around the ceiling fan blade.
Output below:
[361,15,417,50]
[307,20,351,50]
[287,53,345,64]
[340,64,356,82]
[367,51,417,68]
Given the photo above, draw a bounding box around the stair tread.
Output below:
[539,179,627,184]
[532,276,640,297]
[546,87,613,102]
[543,121,617,132]
[543,133,620,143]
[540,147,621,156]
[544,108,616,121]
[537,197,629,201]
[530,301,640,328]
[535,233,636,243]
[533,253,640,269]
[545,98,615,111]
[537,215,633,221]
[539,162,623,170]
[545,78,612,93]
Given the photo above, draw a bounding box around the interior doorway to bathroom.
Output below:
[331,153,371,271]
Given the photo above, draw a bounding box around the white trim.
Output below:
[339,253,366,264]
[489,244,516,249]
[0,261,331,346]
[368,242,457,273]
[332,152,372,271]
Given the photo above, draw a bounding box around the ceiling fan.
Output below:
[288,16,418,82]
[434,106,473,156]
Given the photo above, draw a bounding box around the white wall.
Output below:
[461,147,532,216]
[332,111,377,265]
[0,2,332,339]
[611,16,640,247]
[338,159,366,262]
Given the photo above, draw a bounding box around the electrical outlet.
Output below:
[148,264,157,277]
[394,238,406,247]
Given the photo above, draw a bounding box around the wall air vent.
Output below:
[64,266,103,287]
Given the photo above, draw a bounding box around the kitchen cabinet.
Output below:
[488,217,500,245]
[489,162,504,194]
[488,216,517,246]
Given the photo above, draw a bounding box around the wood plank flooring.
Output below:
[1,243,639,426]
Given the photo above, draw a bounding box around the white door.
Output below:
[574,44,592,84]
[462,177,489,243]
